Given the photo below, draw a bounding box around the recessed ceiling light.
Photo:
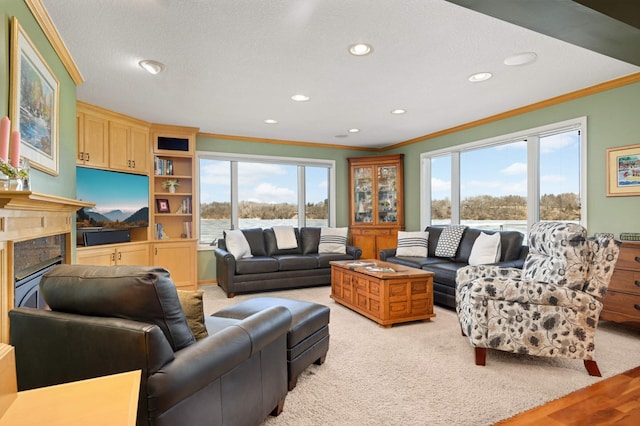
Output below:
[390,109,406,115]
[264,119,278,124]
[504,52,537,66]
[348,128,360,133]
[348,43,373,56]
[138,59,165,75]
[468,72,492,82]
[291,94,310,102]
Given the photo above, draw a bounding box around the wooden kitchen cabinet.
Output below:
[348,154,404,259]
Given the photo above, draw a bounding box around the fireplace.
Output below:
[0,191,90,343]
[13,235,66,309]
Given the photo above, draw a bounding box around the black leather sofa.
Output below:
[9,265,292,426]
[380,226,528,309]
[214,227,362,297]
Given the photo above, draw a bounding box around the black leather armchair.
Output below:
[9,265,292,426]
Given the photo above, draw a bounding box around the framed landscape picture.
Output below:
[10,17,59,175]
[606,143,640,197]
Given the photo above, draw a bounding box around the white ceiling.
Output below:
[41,0,639,149]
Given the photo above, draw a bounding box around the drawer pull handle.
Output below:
[635,256,640,263]
[635,281,640,288]
[635,304,640,311]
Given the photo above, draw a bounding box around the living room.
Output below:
[1,0,640,424]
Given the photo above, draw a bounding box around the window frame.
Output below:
[196,151,336,249]
[420,117,587,232]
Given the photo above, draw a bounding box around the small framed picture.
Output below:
[156,198,170,213]
[606,143,640,197]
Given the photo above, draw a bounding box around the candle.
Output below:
[0,116,9,162]
[10,130,20,167]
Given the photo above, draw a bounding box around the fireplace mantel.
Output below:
[0,191,92,212]
[0,191,92,343]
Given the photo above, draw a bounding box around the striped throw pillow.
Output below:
[319,227,348,253]
[396,231,429,257]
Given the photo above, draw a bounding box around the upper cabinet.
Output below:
[76,101,150,175]
[108,121,149,173]
[76,110,109,168]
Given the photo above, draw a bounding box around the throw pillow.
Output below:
[177,290,208,340]
[272,225,298,249]
[225,229,253,259]
[468,232,502,266]
[396,231,429,257]
[435,225,466,257]
[318,227,348,254]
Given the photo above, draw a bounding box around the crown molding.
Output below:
[387,72,640,150]
[198,132,377,152]
[25,0,83,85]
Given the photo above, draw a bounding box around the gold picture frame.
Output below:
[606,143,640,197]
[9,17,59,176]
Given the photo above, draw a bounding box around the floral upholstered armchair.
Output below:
[456,222,620,376]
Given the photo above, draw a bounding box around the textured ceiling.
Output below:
[41,0,639,148]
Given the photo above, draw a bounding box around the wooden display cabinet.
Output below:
[348,154,404,259]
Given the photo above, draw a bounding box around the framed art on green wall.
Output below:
[606,143,640,197]
[9,16,59,176]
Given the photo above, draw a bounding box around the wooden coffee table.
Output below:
[330,260,435,327]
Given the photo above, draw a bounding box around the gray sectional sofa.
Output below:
[380,226,528,309]
[214,227,362,297]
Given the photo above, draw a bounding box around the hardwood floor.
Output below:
[496,366,640,425]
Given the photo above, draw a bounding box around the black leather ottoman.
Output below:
[212,297,330,390]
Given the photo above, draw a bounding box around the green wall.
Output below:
[1,2,77,199]
[389,82,640,235]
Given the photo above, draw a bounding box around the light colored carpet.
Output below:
[200,284,640,426]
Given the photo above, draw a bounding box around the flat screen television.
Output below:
[76,167,149,230]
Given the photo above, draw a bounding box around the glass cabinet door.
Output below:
[377,165,398,223]
[353,166,373,223]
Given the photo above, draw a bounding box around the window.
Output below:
[460,141,527,232]
[197,153,335,246]
[421,118,586,235]
[429,154,452,225]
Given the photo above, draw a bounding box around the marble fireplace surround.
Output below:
[0,191,90,343]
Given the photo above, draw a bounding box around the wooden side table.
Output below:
[0,343,140,426]
[601,241,640,328]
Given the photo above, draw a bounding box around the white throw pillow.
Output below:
[225,230,253,259]
[468,232,502,266]
[435,225,466,257]
[396,231,429,257]
[318,227,348,254]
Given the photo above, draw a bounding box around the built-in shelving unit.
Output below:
[149,123,199,289]
[74,102,198,290]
